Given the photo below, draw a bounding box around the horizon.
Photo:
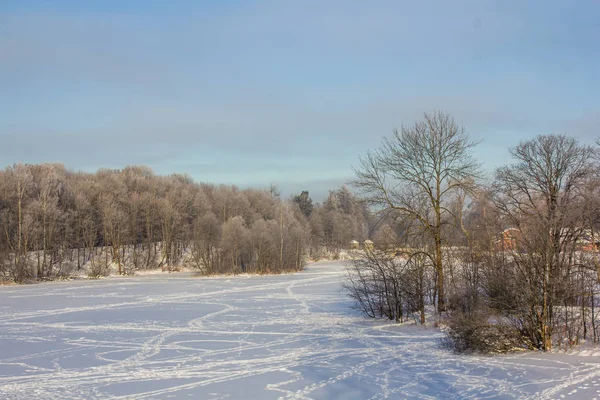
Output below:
[1,1,599,200]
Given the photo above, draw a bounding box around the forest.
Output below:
[0,164,369,281]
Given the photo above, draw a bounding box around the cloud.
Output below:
[0,1,598,194]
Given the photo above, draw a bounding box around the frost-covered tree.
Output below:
[353,111,481,313]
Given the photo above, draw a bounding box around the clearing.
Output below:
[1,261,599,399]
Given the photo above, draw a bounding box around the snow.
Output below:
[1,261,600,399]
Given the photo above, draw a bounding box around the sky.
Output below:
[1,1,599,200]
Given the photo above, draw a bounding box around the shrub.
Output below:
[443,311,526,354]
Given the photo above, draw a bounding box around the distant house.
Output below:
[363,239,374,251]
[576,229,600,252]
[495,228,521,251]
[350,240,359,250]
[494,227,600,253]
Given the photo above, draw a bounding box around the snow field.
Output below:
[1,261,600,399]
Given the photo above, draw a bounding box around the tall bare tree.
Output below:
[191,212,222,274]
[494,134,596,350]
[221,216,249,274]
[2,164,35,281]
[353,111,480,312]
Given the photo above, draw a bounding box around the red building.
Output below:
[495,228,522,251]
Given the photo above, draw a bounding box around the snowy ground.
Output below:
[1,262,600,399]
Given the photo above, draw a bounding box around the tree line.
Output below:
[0,164,370,282]
[346,111,600,353]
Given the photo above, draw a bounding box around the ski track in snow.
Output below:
[1,261,600,399]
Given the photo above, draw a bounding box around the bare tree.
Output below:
[352,111,481,312]
[493,134,596,350]
[2,164,35,282]
[250,218,277,273]
[99,194,126,275]
[190,212,222,274]
[31,164,65,278]
[221,216,250,274]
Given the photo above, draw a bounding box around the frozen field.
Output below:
[1,261,600,399]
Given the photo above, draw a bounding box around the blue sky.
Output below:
[1,1,599,200]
